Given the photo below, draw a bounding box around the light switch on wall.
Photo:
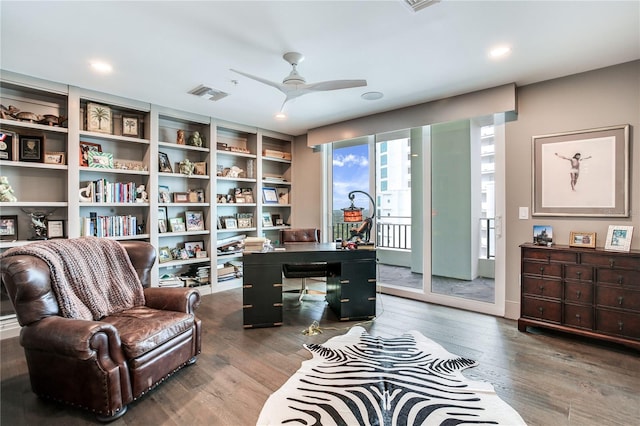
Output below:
[519,207,529,220]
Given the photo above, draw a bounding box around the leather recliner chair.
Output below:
[0,240,202,422]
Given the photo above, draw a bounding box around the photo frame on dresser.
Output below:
[604,225,633,252]
[569,231,596,248]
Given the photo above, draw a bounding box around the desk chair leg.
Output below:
[299,278,308,302]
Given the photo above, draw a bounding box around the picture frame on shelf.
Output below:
[194,161,207,176]
[278,188,289,204]
[158,185,171,203]
[569,231,596,248]
[169,217,185,232]
[113,159,147,171]
[238,217,252,228]
[191,188,205,203]
[224,218,238,229]
[86,102,112,134]
[604,225,633,252]
[185,210,205,231]
[87,151,113,168]
[44,152,66,165]
[533,225,553,246]
[173,192,189,203]
[532,124,629,217]
[122,116,140,137]
[19,135,44,162]
[46,220,65,239]
[80,141,102,166]
[0,130,18,161]
[158,152,173,172]
[262,212,273,227]
[262,187,278,204]
[184,240,205,258]
[158,246,173,263]
[0,215,18,241]
[271,213,283,226]
[158,207,168,233]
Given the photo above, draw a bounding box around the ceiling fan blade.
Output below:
[306,79,367,92]
[230,69,286,92]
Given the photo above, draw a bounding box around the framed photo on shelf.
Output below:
[532,124,629,217]
[158,185,171,203]
[0,215,18,241]
[271,213,283,226]
[224,218,238,229]
[278,188,289,204]
[158,246,173,263]
[44,152,66,165]
[46,220,65,239]
[0,131,18,161]
[184,241,205,258]
[194,161,207,176]
[169,217,186,232]
[86,102,112,134]
[158,152,173,172]
[173,192,189,203]
[238,217,252,228]
[158,207,168,233]
[185,211,205,231]
[80,141,102,166]
[604,225,633,252]
[569,231,596,248]
[262,187,278,204]
[87,151,113,168]
[122,116,140,137]
[262,212,273,227]
[19,135,44,162]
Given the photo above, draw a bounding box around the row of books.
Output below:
[217,260,242,282]
[82,214,139,237]
[81,179,143,203]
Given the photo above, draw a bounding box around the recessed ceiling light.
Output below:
[361,91,384,101]
[90,61,113,73]
[489,46,511,59]
[275,112,287,120]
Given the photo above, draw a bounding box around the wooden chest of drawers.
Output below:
[519,243,640,350]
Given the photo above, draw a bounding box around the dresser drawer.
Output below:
[564,281,593,304]
[596,287,640,311]
[522,296,562,323]
[522,262,563,279]
[596,268,640,287]
[523,248,577,264]
[522,276,562,299]
[564,304,594,330]
[582,253,640,269]
[595,309,640,340]
[565,264,593,282]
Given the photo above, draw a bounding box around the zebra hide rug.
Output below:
[257,326,526,425]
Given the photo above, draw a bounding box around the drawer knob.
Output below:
[618,321,624,331]
[618,296,624,306]
[575,313,581,322]
[538,306,544,314]
[576,271,582,278]
[538,285,545,293]
[576,290,582,299]
[539,266,545,274]
[609,259,615,268]
[617,275,623,284]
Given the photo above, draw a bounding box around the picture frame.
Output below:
[173,192,189,203]
[278,188,289,204]
[122,115,140,137]
[262,187,278,204]
[533,225,553,246]
[271,213,283,226]
[169,217,186,232]
[80,141,102,166]
[44,151,66,165]
[569,231,596,248]
[0,130,18,161]
[46,219,65,239]
[238,217,252,228]
[262,212,273,227]
[604,225,633,252]
[158,152,173,172]
[158,246,173,263]
[0,215,18,241]
[86,102,112,134]
[19,135,44,162]
[224,218,238,229]
[158,185,171,203]
[193,161,207,176]
[532,124,629,217]
[184,240,205,258]
[87,150,113,168]
[185,210,205,231]
[158,207,168,233]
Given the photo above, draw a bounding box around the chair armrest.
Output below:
[144,287,201,314]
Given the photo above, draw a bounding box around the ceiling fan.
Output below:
[230,52,367,110]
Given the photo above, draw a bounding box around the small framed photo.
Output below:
[19,135,44,162]
[0,215,18,241]
[80,141,102,166]
[47,220,65,239]
[238,217,252,228]
[604,225,634,252]
[88,151,113,168]
[189,188,205,203]
[158,185,171,203]
[271,213,283,226]
[0,131,18,161]
[262,187,278,204]
[569,231,596,248]
[185,211,205,231]
[533,225,553,246]
[184,241,205,258]
[158,207,168,233]
[173,192,189,203]
[44,151,66,165]
[262,212,273,227]
[158,246,173,263]
[122,116,140,137]
[194,161,207,176]
[158,152,173,172]
[86,102,112,134]
[169,217,186,232]
[224,218,238,229]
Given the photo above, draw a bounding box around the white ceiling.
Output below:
[1,1,639,136]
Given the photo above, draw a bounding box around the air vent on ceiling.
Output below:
[188,85,229,101]
[404,0,440,12]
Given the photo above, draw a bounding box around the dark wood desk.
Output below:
[242,243,377,328]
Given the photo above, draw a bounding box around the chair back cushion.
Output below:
[280,228,320,243]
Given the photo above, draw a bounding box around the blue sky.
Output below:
[332,144,371,210]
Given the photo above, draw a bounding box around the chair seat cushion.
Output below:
[101,306,194,358]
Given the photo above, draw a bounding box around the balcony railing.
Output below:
[332,216,411,250]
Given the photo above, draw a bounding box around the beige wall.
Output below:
[291,134,323,229]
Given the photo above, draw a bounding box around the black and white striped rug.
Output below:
[257,326,526,425]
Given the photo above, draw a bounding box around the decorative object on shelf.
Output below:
[44,151,65,165]
[193,161,207,176]
[122,116,139,137]
[158,246,173,263]
[21,208,55,240]
[187,131,204,147]
[80,141,102,166]
[0,105,66,127]
[604,225,633,252]
[158,185,171,203]
[19,135,44,162]
[158,207,168,233]
[169,217,185,232]
[569,231,596,248]
[224,217,238,229]
[278,188,289,204]
[262,212,273,227]
[188,188,205,203]
[158,152,173,172]
[0,215,18,241]
[46,219,65,239]
[177,129,185,145]
[342,190,376,243]
[532,124,629,217]
[135,184,148,203]
[173,192,189,203]
[237,213,253,228]
[38,114,67,127]
[226,165,244,178]
[263,149,291,160]
[113,159,147,171]
[185,210,205,231]
[78,182,93,202]
[246,159,255,178]
[0,176,17,202]
[216,164,224,176]
[86,102,112,134]
[262,187,278,204]
[0,130,17,161]
[184,241,205,258]
[533,225,553,246]
[179,159,195,176]
[272,213,283,226]
[136,220,145,235]
[88,150,114,168]
[16,111,40,123]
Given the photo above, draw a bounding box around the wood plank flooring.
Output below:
[1,288,639,425]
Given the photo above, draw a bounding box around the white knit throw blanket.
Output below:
[2,237,145,320]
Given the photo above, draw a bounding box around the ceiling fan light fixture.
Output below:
[275,112,287,120]
[361,91,384,101]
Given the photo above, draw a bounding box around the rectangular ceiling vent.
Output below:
[188,85,229,101]
[404,0,440,12]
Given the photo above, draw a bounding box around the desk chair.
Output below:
[280,228,327,301]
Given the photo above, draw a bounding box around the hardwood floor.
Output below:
[1,288,639,425]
